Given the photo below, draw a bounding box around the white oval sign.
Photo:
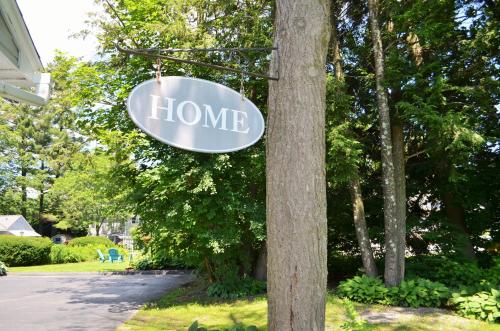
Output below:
[127,76,265,153]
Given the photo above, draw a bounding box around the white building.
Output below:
[87,216,140,250]
[0,0,50,105]
[0,215,41,237]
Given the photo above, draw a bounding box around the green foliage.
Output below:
[49,152,132,233]
[338,275,450,308]
[49,245,99,264]
[132,254,188,270]
[51,237,127,264]
[406,255,496,289]
[68,236,115,248]
[207,278,266,300]
[341,299,370,331]
[450,289,500,323]
[132,256,155,270]
[337,275,388,304]
[0,236,52,266]
[188,321,258,331]
[386,278,450,308]
[0,261,7,276]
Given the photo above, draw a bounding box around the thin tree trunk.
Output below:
[332,10,378,278]
[367,0,401,287]
[267,1,330,330]
[349,178,378,277]
[443,192,476,261]
[391,121,406,281]
[254,244,267,281]
[21,166,27,218]
[331,13,344,80]
[39,160,45,235]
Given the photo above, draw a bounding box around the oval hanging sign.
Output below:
[127,76,265,153]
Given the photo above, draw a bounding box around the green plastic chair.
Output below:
[108,248,124,262]
[97,249,107,263]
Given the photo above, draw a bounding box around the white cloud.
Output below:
[16,0,104,66]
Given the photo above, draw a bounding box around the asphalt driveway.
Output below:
[0,272,194,331]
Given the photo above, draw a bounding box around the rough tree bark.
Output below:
[21,166,27,218]
[253,244,267,281]
[349,179,378,277]
[391,121,406,281]
[367,0,401,287]
[39,160,45,235]
[332,10,378,278]
[266,1,330,330]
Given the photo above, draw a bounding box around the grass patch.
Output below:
[8,260,130,273]
[118,283,500,331]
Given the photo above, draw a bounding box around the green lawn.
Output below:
[8,260,131,273]
[118,284,500,331]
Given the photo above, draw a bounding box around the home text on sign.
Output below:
[127,76,265,153]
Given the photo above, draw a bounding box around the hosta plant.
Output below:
[387,278,450,308]
[0,261,7,276]
[337,275,388,304]
[449,289,500,323]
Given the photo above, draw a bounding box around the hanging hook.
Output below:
[240,73,245,101]
[156,57,162,83]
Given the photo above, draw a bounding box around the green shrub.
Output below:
[207,277,267,300]
[0,261,7,276]
[132,256,155,270]
[68,236,115,248]
[449,289,500,323]
[0,236,52,266]
[328,254,365,282]
[188,321,257,331]
[338,275,450,308]
[50,245,97,263]
[132,254,191,270]
[337,275,388,304]
[387,278,450,308]
[406,255,484,288]
[50,244,127,264]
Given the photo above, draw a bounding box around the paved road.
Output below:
[0,272,194,331]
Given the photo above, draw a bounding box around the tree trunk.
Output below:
[332,5,378,278]
[367,0,401,287]
[391,121,406,281]
[331,13,344,81]
[39,160,45,235]
[21,166,27,218]
[267,1,330,330]
[443,191,476,261]
[253,244,267,281]
[349,178,378,277]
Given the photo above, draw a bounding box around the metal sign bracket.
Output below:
[116,44,279,81]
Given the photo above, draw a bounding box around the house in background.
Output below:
[0,215,41,237]
[0,0,50,105]
[88,216,140,250]
[51,233,71,244]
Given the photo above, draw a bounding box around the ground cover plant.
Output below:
[337,255,500,323]
[0,261,7,276]
[117,282,500,331]
[450,289,500,323]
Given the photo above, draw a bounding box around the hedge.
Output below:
[67,236,115,248]
[0,236,52,266]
